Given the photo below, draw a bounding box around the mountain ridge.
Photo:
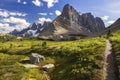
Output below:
[10,4,105,40]
[100,18,120,35]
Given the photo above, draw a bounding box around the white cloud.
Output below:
[0,10,27,17]
[105,20,115,26]
[43,0,58,8]
[3,17,30,27]
[9,12,27,16]
[0,17,30,33]
[38,13,47,16]
[102,16,109,21]
[37,17,52,25]
[55,10,61,16]
[17,0,21,3]
[90,0,120,26]
[23,1,27,5]
[0,11,9,17]
[107,20,115,24]
[0,23,14,33]
[97,0,120,21]
[49,12,53,15]
[0,9,29,33]
[32,0,42,7]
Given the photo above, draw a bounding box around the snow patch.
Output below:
[40,27,44,31]
[27,30,37,37]
[34,33,39,37]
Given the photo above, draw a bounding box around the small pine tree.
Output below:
[107,30,112,38]
[9,43,13,48]
[41,41,47,47]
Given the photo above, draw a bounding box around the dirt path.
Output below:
[102,40,117,80]
[42,71,51,80]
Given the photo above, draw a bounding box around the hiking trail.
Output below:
[102,40,117,80]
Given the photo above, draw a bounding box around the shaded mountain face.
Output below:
[53,4,105,36]
[10,4,105,40]
[101,18,120,35]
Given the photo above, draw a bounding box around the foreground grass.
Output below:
[0,36,106,80]
[110,30,120,79]
[0,53,46,80]
[49,38,105,80]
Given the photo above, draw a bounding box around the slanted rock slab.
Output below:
[42,64,54,71]
[23,64,39,68]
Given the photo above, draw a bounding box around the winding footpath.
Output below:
[42,39,118,80]
[102,40,117,80]
[42,71,51,80]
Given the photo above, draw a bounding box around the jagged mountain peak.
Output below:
[63,4,73,11]
[10,4,105,40]
[61,4,80,20]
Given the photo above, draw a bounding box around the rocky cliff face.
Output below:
[81,13,105,33]
[51,4,105,38]
[10,4,105,40]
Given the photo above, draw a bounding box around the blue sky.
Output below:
[0,0,120,33]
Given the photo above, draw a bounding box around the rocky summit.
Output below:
[10,4,105,40]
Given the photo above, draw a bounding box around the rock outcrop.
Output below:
[42,64,55,70]
[30,53,45,64]
[81,13,105,33]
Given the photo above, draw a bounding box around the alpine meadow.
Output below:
[0,0,120,80]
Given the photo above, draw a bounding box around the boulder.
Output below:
[30,53,45,64]
[16,37,22,40]
[41,64,54,71]
[23,64,39,68]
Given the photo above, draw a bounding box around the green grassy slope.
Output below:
[0,37,106,80]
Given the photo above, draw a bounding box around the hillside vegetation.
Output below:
[0,36,106,80]
[110,30,120,79]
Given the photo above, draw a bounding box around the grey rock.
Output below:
[51,4,105,38]
[41,64,54,71]
[81,13,105,34]
[30,53,45,64]
[23,64,39,68]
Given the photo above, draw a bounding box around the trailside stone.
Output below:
[41,64,54,71]
[30,53,45,64]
